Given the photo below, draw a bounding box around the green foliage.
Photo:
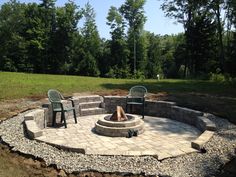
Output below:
[0,0,236,79]
[76,2,100,76]
[161,0,225,78]
[106,6,130,78]
[52,1,82,74]
[0,0,27,72]
[145,32,162,78]
[133,70,145,81]
[209,72,236,85]
[105,65,132,78]
[2,57,17,72]
[77,51,100,77]
[209,73,226,82]
[0,0,83,74]
[105,67,116,78]
[120,0,147,74]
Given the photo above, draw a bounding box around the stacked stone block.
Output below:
[75,95,106,116]
[171,106,203,126]
[24,109,44,139]
[145,101,176,117]
[103,96,126,113]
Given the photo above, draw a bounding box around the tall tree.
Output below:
[38,0,56,73]
[120,0,147,75]
[77,2,100,76]
[106,6,130,78]
[0,0,27,72]
[145,32,162,78]
[210,0,225,72]
[53,1,82,74]
[161,0,219,77]
[24,3,45,73]
[161,0,194,77]
[225,0,236,76]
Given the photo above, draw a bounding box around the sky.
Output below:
[0,0,184,39]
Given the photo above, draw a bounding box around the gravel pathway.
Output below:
[0,111,235,177]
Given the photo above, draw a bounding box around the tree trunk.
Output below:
[216,2,225,72]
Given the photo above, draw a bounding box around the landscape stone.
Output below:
[191,130,215,150]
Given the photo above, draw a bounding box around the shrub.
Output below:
[133,70,145,82]
[209,73,226,82]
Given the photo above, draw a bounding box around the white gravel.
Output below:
[0,111,235,177]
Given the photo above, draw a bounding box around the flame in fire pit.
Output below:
[109,106,128,121]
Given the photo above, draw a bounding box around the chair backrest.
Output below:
[48,90,66,111]
[48,89,64,103]
[129,85,147,97]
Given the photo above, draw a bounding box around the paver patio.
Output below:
[36,115,200,160]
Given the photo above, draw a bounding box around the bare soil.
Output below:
[0,89,235,177]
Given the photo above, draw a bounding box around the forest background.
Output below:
[0,0,236,80]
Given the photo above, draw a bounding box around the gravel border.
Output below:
[0,111,236,176]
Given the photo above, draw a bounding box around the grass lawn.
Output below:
[0,71,236,123]
[1,71,236,100]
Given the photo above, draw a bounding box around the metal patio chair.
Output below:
[126,85,147,119]
[47,89,77,128]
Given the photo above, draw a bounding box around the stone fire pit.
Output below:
[94,106,144,137]
[95,115,144,137]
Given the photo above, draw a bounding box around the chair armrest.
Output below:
[68,98,75,107]
[127,96,143,99]
[51,101,62,104]
[50,101,64,111]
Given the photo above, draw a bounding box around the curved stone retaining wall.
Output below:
[103,96,216,131]
[24,95,217,150]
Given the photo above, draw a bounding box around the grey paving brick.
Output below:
[36,115,200,157]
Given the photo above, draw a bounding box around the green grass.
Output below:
[0,72,132,100]
[0,72,236,100]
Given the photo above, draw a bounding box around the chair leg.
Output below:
[73,109,77,124]
[52,112,57,126]
[60,112,63,123]
[126,104,128,113]
[142,104,145,119]
[62,112,67,128]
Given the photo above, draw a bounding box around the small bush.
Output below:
[230,77,236,86]
[208,73,236,86]
[105,68,116,78]
[105,66,132,79]
[209,73,226,82]
[133,70,145,82]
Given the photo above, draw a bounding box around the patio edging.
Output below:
[24,95,217,152]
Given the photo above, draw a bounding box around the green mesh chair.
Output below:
[126,85,147,119]
[47,89,77,128]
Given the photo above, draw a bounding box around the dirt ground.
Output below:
[0,90,235,177]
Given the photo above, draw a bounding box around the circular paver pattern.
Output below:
[36,114,200,159]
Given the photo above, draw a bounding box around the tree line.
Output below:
[0,0,235,79]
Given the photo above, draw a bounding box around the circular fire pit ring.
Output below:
[94,114,144,137]
[104,114,135,122]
